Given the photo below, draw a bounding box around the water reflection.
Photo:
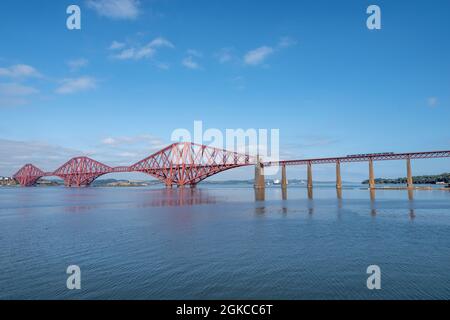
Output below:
[254,188,266,215]
[307,187,313,200]
[144,188,217,207]
[281,187,287,201]
[281,187,288,215]
[336,188,342,200]
[408,189,416,220]
[370,189,377,216]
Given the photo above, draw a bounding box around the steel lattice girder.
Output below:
[53,157,113,187]
[265,150,450,167]
[130,142,254,186]
[12,164,45,186]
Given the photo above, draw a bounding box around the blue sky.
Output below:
[0,0,449,182]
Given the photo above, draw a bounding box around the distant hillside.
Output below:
[362,173,450,185]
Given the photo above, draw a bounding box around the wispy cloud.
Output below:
[277,36,297,48]
[55,76,97,94]
[0,83,39,96]
[0,138,82,175]
[243,36,296,66]
[0,133,168,175]
[243,46,274,66]
[96,134,166,165]
[186,49,202,57]
[67,58,89,71]
[109,40,126,50]
[182,50,202,70]
[215,47,234,64]
[110,37,174,61]
[149,37,175,49]
[86,0,141,20]
[182,56,200,70]
[101,134,164,147]
[0,64,41,78]
[0,83,39,107]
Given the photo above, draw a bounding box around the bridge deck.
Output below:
[264,150,450,166]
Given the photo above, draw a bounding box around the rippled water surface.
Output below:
[1,184,449,299]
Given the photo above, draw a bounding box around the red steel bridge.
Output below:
[11,142,450,188]
[13,142,254,187]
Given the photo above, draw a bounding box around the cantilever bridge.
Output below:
[13,142,254,187]
[12,142,450,189]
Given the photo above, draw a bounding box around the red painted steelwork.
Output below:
[52,156,113,187]
[130,142,254,187]
[12,164,45,187]
[12,142,255,187]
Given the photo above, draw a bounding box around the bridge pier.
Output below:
[281,164,287,188]
[369,158,375,189]
[307,161,313,188]
[336,160,342,189]
[406,158,413,189]
[254,156,265,189]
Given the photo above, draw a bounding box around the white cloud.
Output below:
[0,97,28,107]
[101,134,163,147]
[0,135,167,175]
[109,41,126,50]
[0,83,39,96]
[427,97,438,107]
[182,49,202,70]
[102,137,117,145]
[55,76,97,94]
[67,58,89,71]
[187,49,202,57]
[117,151,138,157]
[278,36,297,48]
[242,37,296,66]
[182,56,200,70]
[114,48,137,60]
[215,48,234,64]
[0,83,39,107]
[134,46,155,59]
[244,46,274,66]
[155,62,170,70]
[0,64,40,78]
[111,37,174,61]
[149,37,175,49]
[86,0,140,20]
[96,134,166,165]
[0,138,82,175]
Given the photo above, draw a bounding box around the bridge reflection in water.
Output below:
[253,186,418,219]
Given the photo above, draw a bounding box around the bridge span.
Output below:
[11,142,450,189]
[260,150,450,189]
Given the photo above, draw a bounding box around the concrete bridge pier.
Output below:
[369,158,375,189]
[281,164,287,188]
[406,158,414,189]
[307,161,313,189]
[336,160,342,189]
[254,156,265,189]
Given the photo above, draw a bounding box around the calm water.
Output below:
[1,184,449,300]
